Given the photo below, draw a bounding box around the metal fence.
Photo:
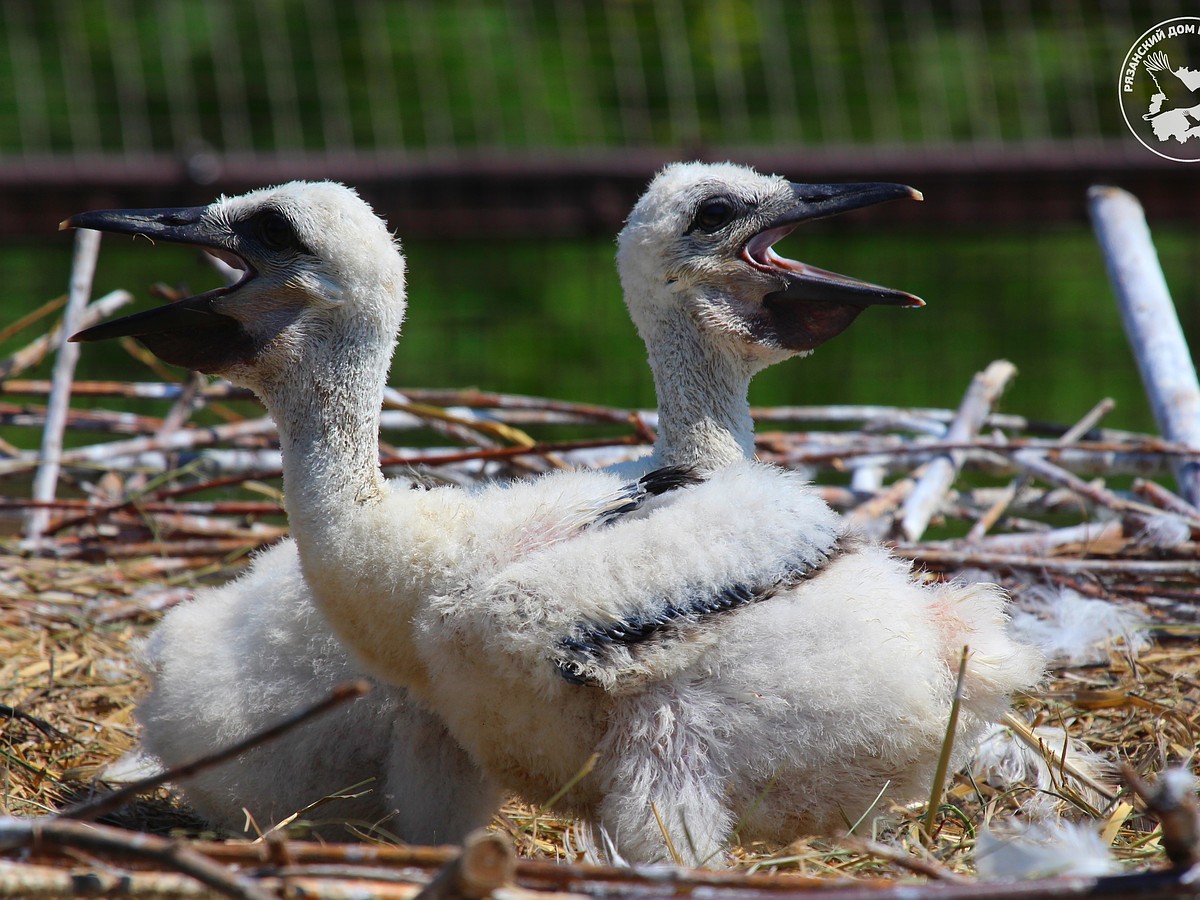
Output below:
[0,0,1168,157]
[3,0,1194,239]
[0,0,1195,435]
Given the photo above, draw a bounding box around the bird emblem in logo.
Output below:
[1120,17,1200,161]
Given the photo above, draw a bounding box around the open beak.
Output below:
[62,206,256,373]
[742,182,924,352]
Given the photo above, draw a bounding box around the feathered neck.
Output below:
[255,320,392,534]
[639,301,758,473]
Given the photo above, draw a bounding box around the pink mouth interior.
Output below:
[741,224,925,306]
[205,248,247,271]
[742,224,805,273]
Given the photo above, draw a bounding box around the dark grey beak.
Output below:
[62,205,211,244]
[778,182,922,228]
[63,206,255,373]
[748,182,924,352]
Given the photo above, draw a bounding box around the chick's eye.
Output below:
[694,198,734,232]
[258,211,297,251]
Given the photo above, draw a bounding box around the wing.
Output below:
[553,537,849,687]
[583,465,704,530]
[475,462,846,693]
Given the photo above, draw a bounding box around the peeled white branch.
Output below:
[899,360,1017,542]
[1089,185,1200,506]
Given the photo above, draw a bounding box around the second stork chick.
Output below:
[69,175,1042,866]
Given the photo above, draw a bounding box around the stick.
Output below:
[413,829,516,900]
[1012,450,1198,532]
[1134,479,1200,522]
[967,398,1115,542]
[61,680,370,823]
[894,547,1199,578]
[25,229,103,547]
[172,839,1200,898]
[900,361,1018,541]
[0,858,229,897]
[0,818,272,900]
[0,377,252,401]
[838,836,968,883]
[973,520,1126,557]
[0,416,280,476]
[1089,186,1200,506]
[0,289,131,382]
[846,462,927,539]
[0,294,67,343]
[1002,713,1119,804]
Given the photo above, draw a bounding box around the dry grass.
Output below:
[2,538,1196,887]
[1,329,1198,892]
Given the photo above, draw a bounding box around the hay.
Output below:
[1,310,1198,894]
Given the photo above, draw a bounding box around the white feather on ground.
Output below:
[970,721,1116,812]
[975,820,1120,880]
[1009,587,1147,667]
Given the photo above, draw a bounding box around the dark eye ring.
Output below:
[259,210,296,251]
[694,198,734,232]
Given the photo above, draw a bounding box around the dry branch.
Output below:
[896,546,1199,578]
[899,360,1017,541]
[0,289,131,382]
[1090,185,1200,506]
[966,398,1115,542]
[26,228,102,547]
[415,829,516,900]
[0,818,272,900]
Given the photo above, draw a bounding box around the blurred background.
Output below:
[1,0,1197,438]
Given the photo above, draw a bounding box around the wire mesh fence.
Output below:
[1,0,1195,437]
[0,0,1176,159]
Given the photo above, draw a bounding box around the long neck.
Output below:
[254,326,432,684]
[262,333,389,529]
[640,301,758,473]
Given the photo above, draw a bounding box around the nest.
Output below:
[1,299,1198,897]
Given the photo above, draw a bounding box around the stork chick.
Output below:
[69,172,1041,866]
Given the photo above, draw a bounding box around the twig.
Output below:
[1134,479,1200,523]
[838,836,968,883]
[0,294,67,343]
[413,829,516,900]
[649,801,684,867]
[972,520,1125,558]
[1090,185,1200,507]
[0,858,223,897]
[900,361,1018,541]
[172,839,1200,897]
[0,817,272,900]
[0,377,252,401]
[967,398,1115,542]
[61,680,370,823]
[1002,713,1119,804]
[0,705,70,742]
[26,229,103,548]
[156,371,208,442]
[1011,450,1168,527]
[894,547,1199,578]
[0,289,131,382]
[0,400,168,436]
[846,462,927,538]
[1121,765,1200,869]
[0,416,280,476]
